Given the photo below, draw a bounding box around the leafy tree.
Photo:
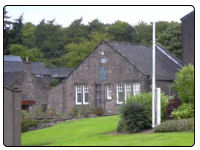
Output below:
[88,19,106,34]
[61,32,112,68]
[133,21,152,46]
[35,19,65,58]
[9,44,44,62]
[173,64,194,104]
[4,8,13,54]
[157,22,181,59]
[64,18,89,44]
[108,21,134,42]
[10,15,24,45]
[22,22,36,48]
[156,21,171,38]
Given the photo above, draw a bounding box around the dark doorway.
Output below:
[95,84,102,108]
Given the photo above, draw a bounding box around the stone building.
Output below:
[181,10,194,65]
[48,40,182,114]
[4,55,73,112]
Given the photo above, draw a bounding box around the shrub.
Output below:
[173,64,194,104]
[171,103,194,119]
[22,119,40,132]
[69,106,94,117]
[117,119,128,132]
[94,107,105,116]
[117,101,149,133]
[125,92,168,127]
[79,105,94,117]
[154,118,194,132]
[69,107,81,117]
[165,97,182,119]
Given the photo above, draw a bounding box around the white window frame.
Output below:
[116,84,123,104]
[125,83,132,101]
[106,85,112,100]
[133,83,141,96]
[75,85,82,105]
[83,85,89,105]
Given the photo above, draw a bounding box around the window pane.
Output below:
[107,85,112,99]
[118,84,123,92]
[118,92,123,102]
[84,93,89,103]
[77,93,82,102]
[98,66,107,80]
[133,83,140,96]
[84,85,89,92]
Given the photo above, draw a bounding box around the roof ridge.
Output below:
[106,40,151,48]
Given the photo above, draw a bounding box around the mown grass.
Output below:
[22,115,194,146]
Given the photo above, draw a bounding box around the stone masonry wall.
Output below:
[48,83,64,113]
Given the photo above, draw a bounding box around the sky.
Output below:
[5,6,194,27]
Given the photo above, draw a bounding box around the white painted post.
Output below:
[156,88,161,125]
[152,22,156,128]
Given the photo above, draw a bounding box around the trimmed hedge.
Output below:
[154,118,194,132]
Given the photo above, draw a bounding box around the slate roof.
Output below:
[31,62,50,75]
[4,55,22,62]
[4,71,23,86]
[107,41,182,80]
[4,61,24,73]
[48,68,74,78]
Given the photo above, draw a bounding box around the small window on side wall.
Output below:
[106,85,112,100]
[117,84,124,104]
[133,83,140,96]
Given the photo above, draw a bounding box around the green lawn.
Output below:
[22,115,194,146]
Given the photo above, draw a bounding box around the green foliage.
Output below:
[10,15,24,45]
[35,19,65,58]
[157,22,181,58]
[133,21,152,45]
[108,20,134,42]
[126,92,168,127]
[154,118,194,132]
[68,106,94,118]
[64,18,89,43]
[117,101,149,133]
[3,8,12,54]
[9,44,44,62]
[49,78,60,89]
[22,119,40,132]
[88,19,106,34]
[173,64,194,104]
[171,103,194,119]
[22,22,36,48]
[64,32,112,68]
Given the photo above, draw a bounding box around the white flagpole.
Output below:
[152,22,156,128]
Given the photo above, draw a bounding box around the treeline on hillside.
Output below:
[4,9,181,68]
